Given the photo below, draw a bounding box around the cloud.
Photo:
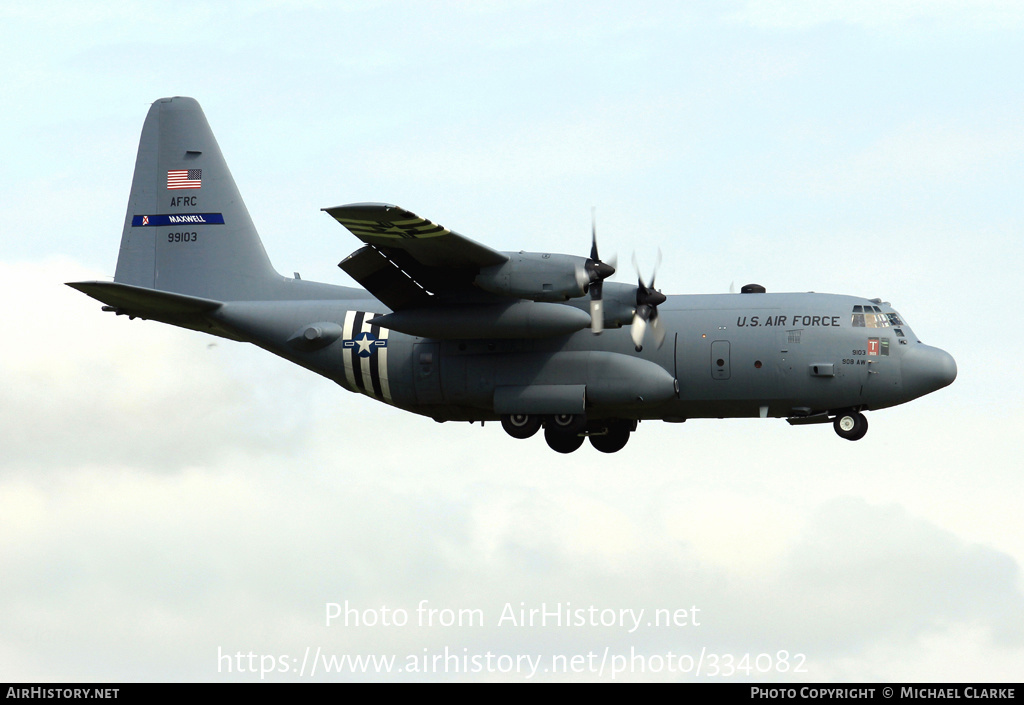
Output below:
[775,498,1024,648]
[0,259,312,473]
[4,442,1022,680]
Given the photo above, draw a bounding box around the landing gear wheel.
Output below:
[547,414,588,435]
[544,426,586,454]
[501,414,541,439]
[833,411,868,441]
[589,422,631,453]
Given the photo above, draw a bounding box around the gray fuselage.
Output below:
[211,286,955,425]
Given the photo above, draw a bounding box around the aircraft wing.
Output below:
[324,203,509,310]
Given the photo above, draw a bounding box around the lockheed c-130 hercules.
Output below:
[69,97,957,454]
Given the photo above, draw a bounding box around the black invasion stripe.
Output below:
[337,219,386,228]
[346,225,392,235]
[397,223,446,235]
[364,227,414,237]
[351,311,367,394]
[368,322,383,400]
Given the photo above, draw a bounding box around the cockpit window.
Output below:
[851,305,896,328]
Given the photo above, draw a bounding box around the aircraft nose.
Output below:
[901,344,957,399]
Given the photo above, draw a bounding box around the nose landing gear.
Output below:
[833,411,868,441]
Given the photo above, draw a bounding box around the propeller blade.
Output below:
[632,251,667,350]
[586,211,615,335]
[650,309,666,349]
[632,253,643,288]
[630,313,647,349]
[588,210,619,268]
[650,247,662,289]
[590,297,604,334]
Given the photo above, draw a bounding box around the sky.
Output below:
[2,0,1022,683]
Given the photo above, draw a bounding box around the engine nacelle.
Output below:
[474,252,589,301]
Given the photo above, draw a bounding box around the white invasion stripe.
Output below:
[378,328,391,404]
[359,317,375,395]
[342,310,357,390]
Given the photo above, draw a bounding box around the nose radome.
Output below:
[902,344,957,398]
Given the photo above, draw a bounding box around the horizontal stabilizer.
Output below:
[66,281,243,341]
[68,280,222,314]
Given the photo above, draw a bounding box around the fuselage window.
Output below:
[852,305,865,327]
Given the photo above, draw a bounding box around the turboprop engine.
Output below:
[473,252,592,301]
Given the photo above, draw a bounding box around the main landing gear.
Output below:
[500,414,635,453]
[833,411,868,441]
[500,413,542,440]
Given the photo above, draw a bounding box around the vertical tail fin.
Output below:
[114,97,282,301]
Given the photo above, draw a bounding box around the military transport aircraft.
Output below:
[68,97,957,453]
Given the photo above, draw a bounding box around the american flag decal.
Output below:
[167,169,202,190]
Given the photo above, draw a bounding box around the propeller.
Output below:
[585,211,616,334]
[631,250,666,351]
